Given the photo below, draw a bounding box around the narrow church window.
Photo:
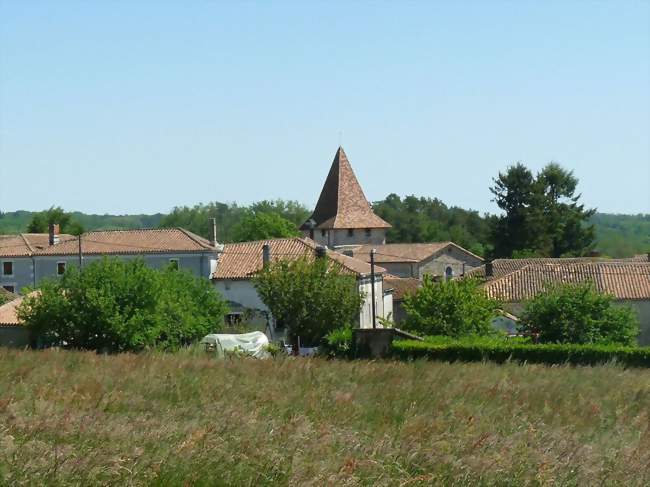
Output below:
[365,228,371,237]
[445,266,454,280]
[347,229,354,237]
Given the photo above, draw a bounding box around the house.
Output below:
[349,242,484,280]
[477,261,650,345]
[300,147,391,248]
[0,226,219,294]
[383,275,420,324]
[0,293,30,347]
[211,237,393,338]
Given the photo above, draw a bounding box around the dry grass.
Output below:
[1,349,649,486]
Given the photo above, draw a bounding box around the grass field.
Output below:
[1,349,649,485]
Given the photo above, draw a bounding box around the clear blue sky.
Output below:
[1,1,648,215]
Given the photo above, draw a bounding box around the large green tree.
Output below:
[519,282,639,345]
[403,277,500,337]
[253,257,363,346]
[490,163,595,258]
[18,258,228,352]
[232,212,299,242]
[26,206,84,235]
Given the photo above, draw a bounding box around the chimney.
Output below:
[262,244,271,268]
[485,260,494,278]
[315,245,327,259]
[48,223,60,246]
[211,217,218,247]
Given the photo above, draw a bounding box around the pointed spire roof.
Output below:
[301,147,391,230]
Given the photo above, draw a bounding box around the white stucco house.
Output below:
[211,237,393,339]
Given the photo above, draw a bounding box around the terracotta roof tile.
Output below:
[384,276,421,301]
[350,242,483,264]
[301,147,391,230]
[483,262,650,301]
[34,228,214,256]
[212,237,384,280]
[0,294,26,326]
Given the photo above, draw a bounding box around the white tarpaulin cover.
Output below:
[201,331,270,359]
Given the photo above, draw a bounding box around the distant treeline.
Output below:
[1,202,648,258]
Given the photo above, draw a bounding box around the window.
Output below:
[169,258,179,270]
[347,229,354,237]
[57,262,66,275]
[321,229,326,237]
[365,228,371,237]
[445,266,454,280]
[225,313,243,326]
[2,285,15,293]
[2,261,13,276]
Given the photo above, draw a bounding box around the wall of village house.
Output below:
[304,229,386,248]
[1,252,215,295]
[0,257,33,294]
[378,262,417,278]
[358,277,388,328]
[418,247,482,279]
[0,326,30,347]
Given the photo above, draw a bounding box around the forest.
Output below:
[0,201,647,258]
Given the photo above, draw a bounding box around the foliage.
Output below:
[519,282,639,346]
[373,193,491,257]
[159,199,310,242]
[25,206,85,235]
[590,213,650,258]
[391,339,650,367]
[0,289,14,305]
[490,162,596,258]
[319,326,354,359]
[232,212,299,242]
[2,350,650,484]
[253,257,363,346]
[403,276,500,337]
[17,258,228,352]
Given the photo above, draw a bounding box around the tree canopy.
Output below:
[403,277,500,337]
[490,163,596,258]
[26,206,85,236]
[18,258,228,352]
[519,282,639,346]
[232,212,299,242]
[253,257,363,346]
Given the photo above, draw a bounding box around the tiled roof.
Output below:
[14,228,214,256]
[483,262,650,302]
[212,237,385,280]
[632,254,649,262]
[301,147,391,230]
[464,257,625,280]
[384,276,421,301]
[0,294,26,326]
[351,242,483,264]
[0,234,75,257]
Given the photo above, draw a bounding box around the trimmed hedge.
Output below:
[391,340,650,367]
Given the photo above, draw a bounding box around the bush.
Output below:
[519,282,639,345]
[18,258,229,352]
[403,276,500,337]
[319,327,353,359]
[391,339,650,367]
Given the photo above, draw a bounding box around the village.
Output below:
[1,146,649,351]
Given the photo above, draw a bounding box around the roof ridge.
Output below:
[176,227,213,249]
[19,233,35,253]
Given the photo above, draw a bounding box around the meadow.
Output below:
[1,349,649,486]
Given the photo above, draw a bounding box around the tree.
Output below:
[26,206,84,235]
[17,258,228,352]
[489,163,595,258]
[232,212,299,242]
[519,282,639,345]
[403,277,500,337]
[253,257,363,346]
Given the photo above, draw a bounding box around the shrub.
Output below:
[403,276,500,337]
[319,327,353,359]
[519,282,639,345]
[18,258,228,352]
[391,339,650,367]
[253,257,363,346]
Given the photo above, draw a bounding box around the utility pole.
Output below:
[370,248,377,329]
[78,234,83,269]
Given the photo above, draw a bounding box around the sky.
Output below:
[1,1,649,216]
